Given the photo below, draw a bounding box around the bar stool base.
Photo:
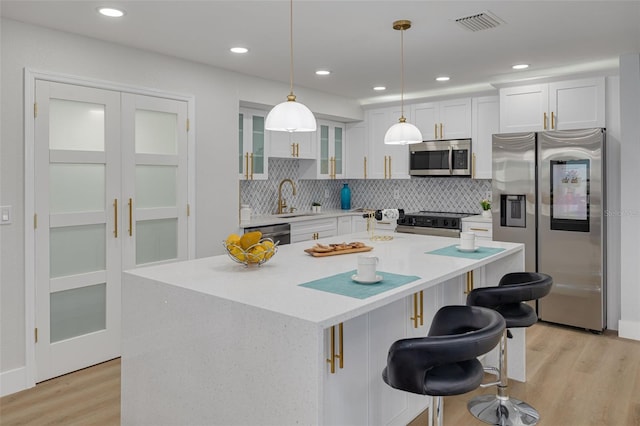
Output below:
[468,394,539,426]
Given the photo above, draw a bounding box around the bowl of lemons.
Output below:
[223,231,278,266]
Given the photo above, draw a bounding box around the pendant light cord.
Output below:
[400,27,405,120]
[289,0,294,96]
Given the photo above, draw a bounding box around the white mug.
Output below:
[357,255,379,281]
[460,231,476,250]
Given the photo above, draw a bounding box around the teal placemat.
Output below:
[299,270,421,299]
[427,245,505,259]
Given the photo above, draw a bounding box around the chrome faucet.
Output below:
[277,178,297,214]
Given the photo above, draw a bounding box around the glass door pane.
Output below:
[49,99,105,151]
[320,125,329,174]
[334,126,343,175]
[252,115,265,174]
[136,219,178,264]
[50,283,106,343]
[239,113,244,174]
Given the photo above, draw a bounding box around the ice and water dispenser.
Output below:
[500,195,526,227]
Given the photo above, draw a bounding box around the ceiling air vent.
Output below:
[455,11,504,32]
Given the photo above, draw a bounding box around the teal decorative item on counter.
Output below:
[341,183,351,210]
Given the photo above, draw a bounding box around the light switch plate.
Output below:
[1,205,12,225]
[324,189,330,199]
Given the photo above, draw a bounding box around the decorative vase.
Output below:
[340,183,351,210]
[482,209,492,218]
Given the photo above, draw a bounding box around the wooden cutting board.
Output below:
[304,246,373,257]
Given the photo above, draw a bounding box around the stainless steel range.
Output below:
[396,211,474,237]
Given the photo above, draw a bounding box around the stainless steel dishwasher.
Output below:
[243,223,291,245]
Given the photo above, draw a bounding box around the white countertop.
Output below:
[125,232,523,327]
[463,214,492,223]
[242,209,369,227]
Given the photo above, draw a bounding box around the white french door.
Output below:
[121,93,188,268]
[34,80,188,381]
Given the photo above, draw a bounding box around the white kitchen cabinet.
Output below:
[471,96,499,179]
[323,316,369,426]
[351,215,368,233]
[412,98,472,140]
[367,107,410,179]
[499,77,605,133]
[345,121,368,179]
[337,216,352,235]
[269,130,316,159]
[290,218,338,243]
[300,120,346,179]
[462,215,493,241]
[239,108,268,180]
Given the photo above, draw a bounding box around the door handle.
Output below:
[543,112,548,130]
[326,323,344,374]
[291,143,296,157]
[128,198,133,236]
[551,112,555,129]
[410,290,424,328]
[250,152,254,180]
[465,270,474,294]
[364,156,367,179]
[244,152,249,180]
[448,146,453,175]
[113,199,118,238]
[439,123,443,139]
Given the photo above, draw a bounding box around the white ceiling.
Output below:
[2,1,639,105]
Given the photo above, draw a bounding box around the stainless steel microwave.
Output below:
[409,139,472,176]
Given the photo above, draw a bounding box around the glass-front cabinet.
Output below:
[239,108,268,180]
[300,120,346,179]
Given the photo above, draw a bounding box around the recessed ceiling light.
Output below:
[373,86,386,91]
[512,64,529,70]
[436,76,450,82]
[315,70,331,76]
[97,7,125,18]
[230,47,249,54]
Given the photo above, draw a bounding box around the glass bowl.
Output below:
[223,238,279,267]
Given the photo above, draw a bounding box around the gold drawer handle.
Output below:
[410,290,424,328]
[469,227,489,232]
[465,271,474,294]
[326,323,344,374]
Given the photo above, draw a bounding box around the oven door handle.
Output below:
[448,146,453,175]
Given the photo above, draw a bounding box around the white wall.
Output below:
[0,18,362,387]
[618,53,640,340]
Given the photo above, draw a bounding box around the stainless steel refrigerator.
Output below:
[492,128,606,331]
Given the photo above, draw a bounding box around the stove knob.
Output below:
[443,219,449,227]
[451,219,458,228]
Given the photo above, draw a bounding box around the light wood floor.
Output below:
[2,322,640,425]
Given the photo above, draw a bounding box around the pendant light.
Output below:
[265,0,316,132]
[384,20,423,145]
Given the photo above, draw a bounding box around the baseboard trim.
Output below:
[618,319,640,341]
[0,366,33,397]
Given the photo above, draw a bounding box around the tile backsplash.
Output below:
[240,158,491,216]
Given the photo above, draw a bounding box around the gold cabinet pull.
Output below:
[551,111,555,129]
[296,143,299,157]
[434,123,438,139]
[543,112,548,130]
[383,156,387,179]
[244,152,249,180]
[472,153,477,179]
[465,270,474,294]
[326,323,344,374]
[113,199,118,238]
[291,143,296,157]
[410,291,424,328]
[250,152,254,180]
[388,156,392,179]
[439,123,443,139]
[128,198,133,236]
[363,156,367,179]
[469,227,488,232]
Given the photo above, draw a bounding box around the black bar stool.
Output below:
[466,272,553,426]
[382,305,505,426]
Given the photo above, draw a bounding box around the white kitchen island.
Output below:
[121,233,524,426]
